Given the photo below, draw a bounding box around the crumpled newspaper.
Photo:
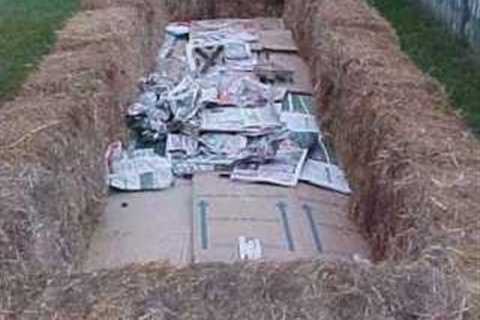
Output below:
[106,20,352,192]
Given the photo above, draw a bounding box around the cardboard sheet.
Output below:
[294,184,370,258]
[269,52,314,94]
[258,30,298,52]
[84,180,193,270]
[253,18,286,30]
[190,18,285,35]
[192,174,316,263]
[192,175,370,263]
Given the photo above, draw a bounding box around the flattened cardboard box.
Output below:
[192,175,370,263]
[192,174,316,263]
[258,29,299,52]
[84,180,193,270]
[254,17,286,30]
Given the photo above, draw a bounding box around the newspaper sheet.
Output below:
[224,41,252,60]
[171,134,248,176]
[108,149,174,191]
[278,93,320,149]
[200,107,246,132]
[169,134,248,176]
[280,112,319,133]
[166,134,199,158]
[168,77,201,121]
[242,106,282,132]
[200,105,281,134]
[172,156,232,176]
[200,133,247,155]
[282,93,315,114]
[300,139,351,194]
[231,147,308,187]
[224,77,271,108]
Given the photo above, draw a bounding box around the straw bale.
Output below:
[0,2,167,313]
[55,7,139,51]
[21,259,466,320]
[22,8,150,101]
[285,0,480,258]
[285,0,479,317]
[79,0,169,57]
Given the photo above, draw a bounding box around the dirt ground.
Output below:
[0,0,478,318]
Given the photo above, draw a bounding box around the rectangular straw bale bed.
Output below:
[0,0,478,318]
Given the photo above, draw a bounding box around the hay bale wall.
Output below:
[284,0,479,315]
[0,1,169,313]
[284,0,480,262]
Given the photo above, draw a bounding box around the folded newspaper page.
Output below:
[281,113,320,149]
[231,147,308,187]
[168,77,201,121]
[107,148,174,191]
[200,105,282,134]
[224,77,271,108]
[282,92,315,113]
[235,129,287,163]
[200,133,247,155]
[224,41,252,60]
[170,134,247,176]
[280,112,319,133]
[172,155,232,176]
[279,92,320,149]
[200,107,246,132]
[300,138,351,194]
[166,134,199,158]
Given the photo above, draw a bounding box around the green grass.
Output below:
[0,0,79,102]
[367,0,480,133]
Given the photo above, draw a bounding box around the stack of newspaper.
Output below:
[106,19,351,195]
